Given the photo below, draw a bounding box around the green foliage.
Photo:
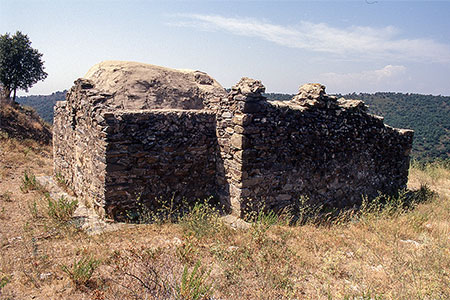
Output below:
[20,169,39,193]
[47,195,78,223]
[248,209,279,245]
[177,261,213,300]
[28,199,39,219]
[126,195,180,224]
[0,31,47,102]
[263,92,294,101]
[292,195,323,225]
[61,255,100,286]
[54,172,67,186]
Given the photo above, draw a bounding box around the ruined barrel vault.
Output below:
[53,61,413,220]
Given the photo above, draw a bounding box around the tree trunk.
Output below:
[12,88,16,103]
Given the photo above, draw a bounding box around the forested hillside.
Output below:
[16,91,449,161]
[16,91,66,124]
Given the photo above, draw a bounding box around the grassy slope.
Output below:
[0,104,51,144]
[0,138,449,299]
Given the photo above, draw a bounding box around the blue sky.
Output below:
[1,0,450,95]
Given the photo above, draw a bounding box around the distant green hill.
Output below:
[16,90,449,161]
[16,91,66,124]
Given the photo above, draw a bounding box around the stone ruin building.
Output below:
[53,61,413,220]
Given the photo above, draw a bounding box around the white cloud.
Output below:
[320,65,408,93]
[169,14,450,63]
[323,65,406,82]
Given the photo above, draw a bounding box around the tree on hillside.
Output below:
[0,31,47,104]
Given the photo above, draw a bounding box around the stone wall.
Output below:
[53,61,413,220]
[219,79,413,216]
[54,77,226,220]
[53,79,109,217]
[103,110,222,220]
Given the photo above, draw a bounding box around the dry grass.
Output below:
[1,138,449,299]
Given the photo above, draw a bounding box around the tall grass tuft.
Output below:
[61,255,100,287]
[20,169,39,193]
[47,194,78,223]
[177,261,213,300]
[179,199,223,239]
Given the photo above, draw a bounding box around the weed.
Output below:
[358,186,436,221]
[23,147,31,157]
[20,169,39,193]
[248,209,278,245]
[0,191,12,202]
[0,275,10,290]
[54,172,66,185]
[176,235,198,264]
[107,246,179,299]
[126,194,181,224]
[343,291,385,300]
[28,199,39,219]
[61,255,100,287]
[177,261,213,300]
[179,199,223,239]
[47,195,78,223]
[411,184,436,204]
[126,197,159,224]
[0,130,9,139]
[292,195,323,225]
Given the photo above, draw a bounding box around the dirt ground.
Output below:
[1,138,449,300]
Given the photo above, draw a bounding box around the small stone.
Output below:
[40,273,52,280]
[172,237,183,246]
[276,194,292,201]
[231,134,247,149]
[225,127,234,134]
[222,111,233,119]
